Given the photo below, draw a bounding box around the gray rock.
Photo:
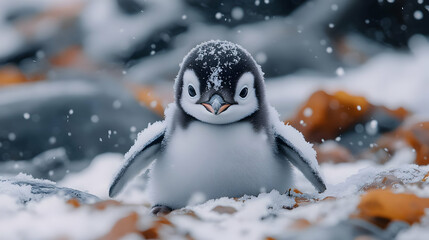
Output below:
[279,219,409,240]
[0,148,69,181]
[0,77,160,166]
[0,177,99,204]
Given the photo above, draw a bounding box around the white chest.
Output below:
[148,121,292,208]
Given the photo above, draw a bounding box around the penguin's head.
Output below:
[175,40,266,125]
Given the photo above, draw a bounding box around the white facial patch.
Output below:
[181,70,259,125]
[181,69,201,101]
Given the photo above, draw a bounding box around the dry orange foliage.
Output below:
[356,189,429,228]
[129,84,165,116]
[423,172,429,182]
[288,197,312,210]
[140,217,173,239]
[288,218,311,230]
[0,65,45,87]
[287,90,408,143]
[67,199,124,210]
[376,122,429,165]
[0,66,29,87]
[285,188,332,209]
[92,200,122,210]
[287,90,372,142]
[49,46,85,67]
[48,45,98,72]
[101,211,174,240]
[292,188,303,194]
[66,198,81,208]
[15,2,83,38]
[100,212,139,240]
[63,199,183,239]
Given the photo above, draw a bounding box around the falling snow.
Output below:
[336,67,345,76]
[303,107,313,117]
[91,115,99,123]
[414,10,423,20]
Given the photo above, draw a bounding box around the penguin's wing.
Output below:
[274,124,327,193]
[109,121,166,197]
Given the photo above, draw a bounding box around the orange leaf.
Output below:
[376,122,429,165]
[141,217,173,239]
[92,200,122,210]
[293,188,303,194]
[129,85,165,116]
[0,66,28,87]
[356,189,429,227]
[287,90,409,144]
[288,218,311,230]
[286,90,372,143]
[423,172,429,182]
[66,198,80,208]
[100,212,139,240]
[50,46,83,67]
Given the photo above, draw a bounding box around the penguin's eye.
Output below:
[239,87,248,98]
[188,85,197,97]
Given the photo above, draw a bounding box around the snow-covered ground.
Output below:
[1,153,428,239]
[1,38,429,240]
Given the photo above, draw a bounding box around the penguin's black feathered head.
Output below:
[175,40,267,125]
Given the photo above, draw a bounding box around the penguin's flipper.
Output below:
[274,126,327,193]
[109,121,166,197]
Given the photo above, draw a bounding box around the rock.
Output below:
[0,148,69,181]
[0,78,161,176]
[211,205,237,215]
[185,0,304,27]
[0,175,99,204]
[280,219,409,240]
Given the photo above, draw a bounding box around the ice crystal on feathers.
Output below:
[193,40,241,67]
[191,40,243,90]
[208,66,222,90]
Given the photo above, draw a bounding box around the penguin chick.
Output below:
[109,40,326,211]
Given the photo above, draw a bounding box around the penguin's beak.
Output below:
[202,94,231,115]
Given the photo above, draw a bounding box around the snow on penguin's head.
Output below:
[174,40,267,125]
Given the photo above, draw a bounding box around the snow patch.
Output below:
[60,153,123,198]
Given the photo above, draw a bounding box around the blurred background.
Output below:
[1,0,429,181]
